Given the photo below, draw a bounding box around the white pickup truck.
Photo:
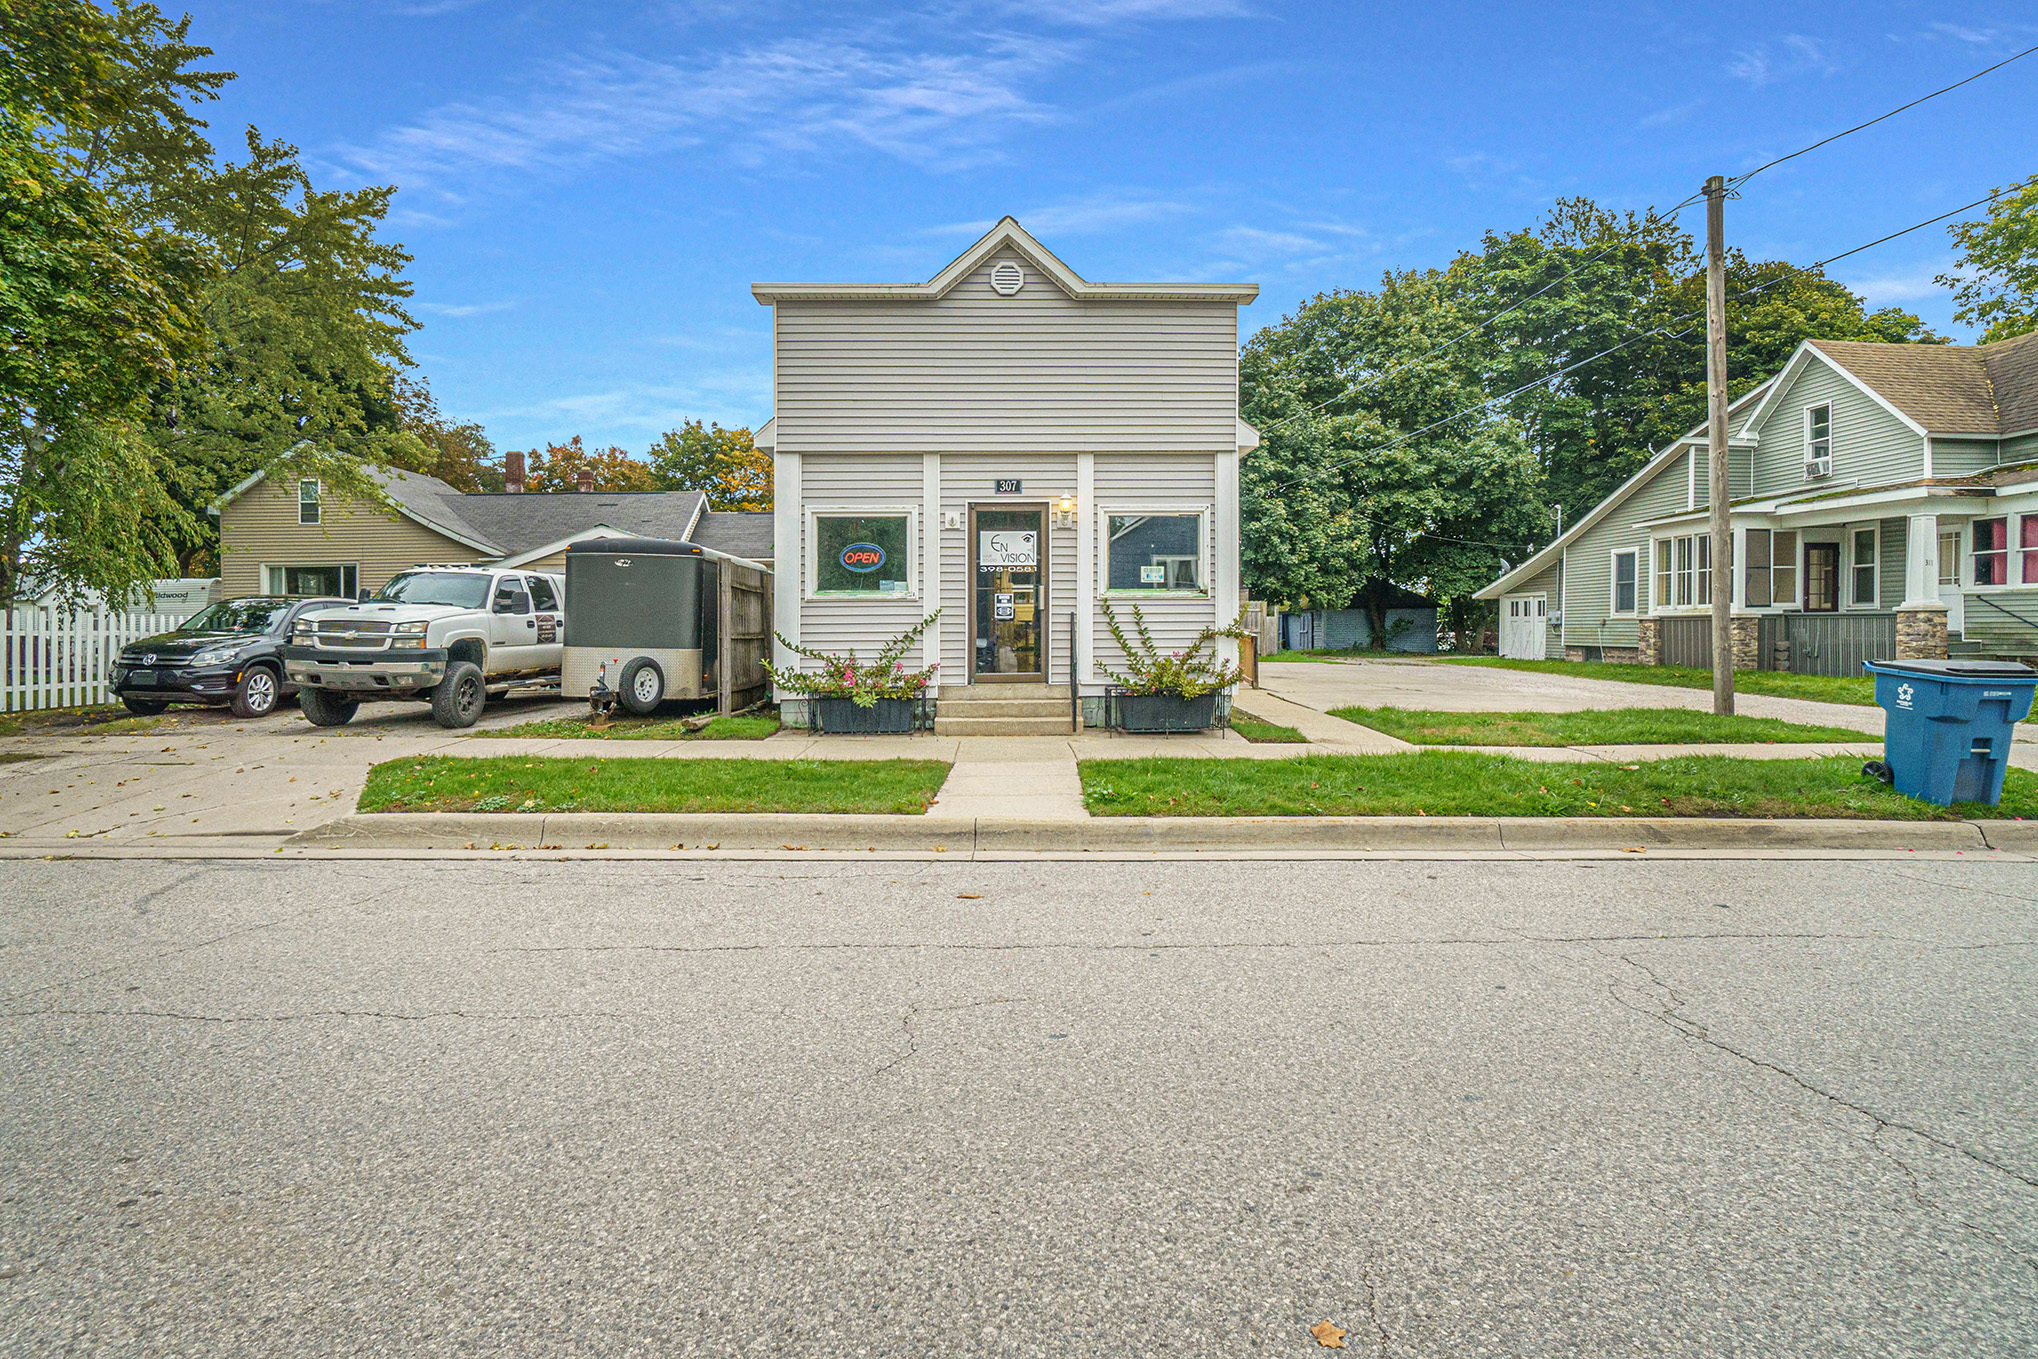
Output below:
[279,566,565,728]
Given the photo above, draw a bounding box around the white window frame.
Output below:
[1970,515,2010,589]
[1650,532,1712,612]
[1803,404,1833,480]
[298,478,322,525]
[1938,528,1962,589]
[1608,548,1638,616]
[1844,522,1880,610]
[1099,506,1210,597]
[2021,512,2038,589]
[262,562,357,598]
[804,506,919,602]
[1769,529,1799,608]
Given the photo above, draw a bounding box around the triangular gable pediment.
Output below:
[921,219,1088,300]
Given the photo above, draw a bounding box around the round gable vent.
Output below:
[989,260,1025,296]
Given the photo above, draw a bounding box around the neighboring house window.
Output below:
[812,513,912,596]
[1804,405,1832,479]
[298,479,321,525]
[1848,525,1879,607]
[1744,530,1771,608]
[1771,531,1798,605]
[2024,516,2038,585]
[1657,533,1710,608]
[1972,518,2008,585]
[265,564,356,597]
[1610,549,1637,615]
[1105,513,1205,592]
[1939,531,1961,588]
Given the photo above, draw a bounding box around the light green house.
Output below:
[1475,332,2038,674]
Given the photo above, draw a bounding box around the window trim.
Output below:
[1608,547,1638,616]
[2020,513,2038,588]
[804,505,919,602]
[1844,521,1880,610]
[1971,516,2010,589]
[297,478,322,526]
[262,562,358,598]
[1803,403,1833,480]
[1769,529,1799,609]
[1937,527,1962,590]
[1099,506,1211,597]
[1649,532,1712,613]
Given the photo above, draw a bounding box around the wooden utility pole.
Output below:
[1704,175,1734,716]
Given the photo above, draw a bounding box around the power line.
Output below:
[1252,186,2006,503]
[1729,42,2038,188]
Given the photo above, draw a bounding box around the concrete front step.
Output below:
[932,715,1075,736]
[935,697,1071,718]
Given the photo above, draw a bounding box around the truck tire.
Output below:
[121,696,170,716]
[618,657,665,715]
[432,661,486,729]
[299,688,358,727]
[229,665,281,719]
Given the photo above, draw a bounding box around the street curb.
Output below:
[287,812,2019,855]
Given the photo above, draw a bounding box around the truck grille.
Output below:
[310,619,392,650]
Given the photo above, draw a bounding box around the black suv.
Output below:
[112,596,353,719]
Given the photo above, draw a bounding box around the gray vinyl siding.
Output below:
[1963,589,2038,651]
[2000,431,2038,464]
[1932,438,2000,477]
[1091,453,1220,675]
[939,453,1079,684]
[771,247,1241,454]
[1878,517,1907,610]
[794,453,930,672]
[1748,359,1924,496]
[1562,493,1655,649]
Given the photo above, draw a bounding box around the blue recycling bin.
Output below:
[1863,659,2036,806]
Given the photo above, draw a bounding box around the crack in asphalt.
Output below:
[2,1006,655,1024]
[874,998,1026,1076]
[484,931,1874,957]
[1605,953,2038,1214]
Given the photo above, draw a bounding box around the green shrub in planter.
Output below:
[765,611,941,732]
[1098,600,1246,732]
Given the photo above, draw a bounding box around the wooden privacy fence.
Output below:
[4,608,184,712]
[716,560,773,714]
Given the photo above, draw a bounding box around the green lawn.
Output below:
[1262,648,1417,664]
[360,755,950,814]
[484,712,781,741]
[1438,657,1877,706]
[1231,715,1308,743]
[1078,752,2036,820]
[1329,705,1869,747]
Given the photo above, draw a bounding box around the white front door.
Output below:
[1500,594,1548,659]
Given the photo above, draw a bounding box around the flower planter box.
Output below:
[813,696,915,734]
[1114,691,1218,734]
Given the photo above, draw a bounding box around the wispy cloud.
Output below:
[417,300,515,318]
[483,370,773,438]
[999,0,1253,23]
[928,191,1198,239]
[1925,21,1999,45]
[1726,34,1837,86]
[1839,265,1949,306]
[1640,98,1702,129]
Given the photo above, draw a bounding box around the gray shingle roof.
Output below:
[1981,329,2038,436]
[1806,333,2038,436]
[367,466,706,555]
[689,510,775,561]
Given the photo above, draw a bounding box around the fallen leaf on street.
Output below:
[1310,1320,1347,1348]
[957,893,982,899]
[1623,846,1647,853]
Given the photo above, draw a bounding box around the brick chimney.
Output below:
[503,450,526,494]
[575,468,595,493]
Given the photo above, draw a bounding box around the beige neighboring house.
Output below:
[210,461,772,599]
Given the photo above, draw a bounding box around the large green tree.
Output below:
[1940,173,2038,343]
[0,1,208,603]
[646,418,769,509]
[1241,270,1548,641]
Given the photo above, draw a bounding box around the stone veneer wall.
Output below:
[1637,618,1661,666]
[1895,607,1949,661]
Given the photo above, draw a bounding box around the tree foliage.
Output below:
[521,436,658,493]
[389,374,500,492]
[646,418,769,509]
[1941,174,2038,343]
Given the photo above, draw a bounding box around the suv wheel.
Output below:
[121,696,170,717]
[618,657,665,716]
[432,661,486,728]
[299,688,358,727]
[229,666,280,719]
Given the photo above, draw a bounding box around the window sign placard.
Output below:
[1139,564,1167,585]
[979,530,1037,568]
[994,479,1023,494]
[994,591,1015,620]
[840,542,885,573]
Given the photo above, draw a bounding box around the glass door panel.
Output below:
[972,507,1044,679]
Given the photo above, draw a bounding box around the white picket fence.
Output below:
[3,608,186,712]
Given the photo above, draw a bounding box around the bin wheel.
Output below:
[1863,760,1894,784]
[618,657,665,716]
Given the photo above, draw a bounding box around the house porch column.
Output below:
[1897,511,1948,660]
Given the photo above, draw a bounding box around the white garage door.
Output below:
[1500,594,1547,659]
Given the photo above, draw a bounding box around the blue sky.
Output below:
[178,1,2036,455]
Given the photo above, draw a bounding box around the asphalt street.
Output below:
[2,857,2035,1356]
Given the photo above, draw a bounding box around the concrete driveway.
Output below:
[1261,657,1889,734]
[4,856,2035,1356]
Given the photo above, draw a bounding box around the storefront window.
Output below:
[1106,514,1202,592]
[814,514,911,595]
